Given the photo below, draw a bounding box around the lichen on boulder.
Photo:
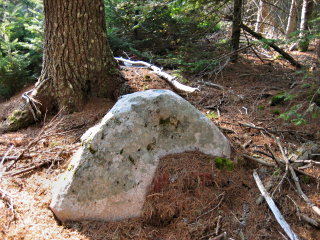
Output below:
[50,89,231,222]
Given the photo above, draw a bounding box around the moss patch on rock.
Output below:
[4,108,35,131]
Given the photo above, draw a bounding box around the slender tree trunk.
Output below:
[255,0,267,33]
[299,0,313,51]
[316,39,320,65]
[0,0,126,132]
[286,0,298,37]
[231,0,242,62]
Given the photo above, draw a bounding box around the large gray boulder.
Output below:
[50,89,230,222]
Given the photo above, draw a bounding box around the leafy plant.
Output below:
[214,157,234,171]
[279,104,307,125]
[270,92,294,106]
[271,109,280,115]
[206,111,219,119]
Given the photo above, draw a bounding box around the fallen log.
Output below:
[240,23,302,68]
[115,57,199,93]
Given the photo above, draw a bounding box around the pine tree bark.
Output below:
[286,0,298,37]
[231,0,242,62]
[1,0,126,132]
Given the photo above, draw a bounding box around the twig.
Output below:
[209,232,227,240]
[265,144,282,167]
[213,45,252,63]
[1,145,14,166]
[292,160,320,165]
[287,195,320,229]
[197,81,224,90]
[0,155,28,161]
[253,170,300,240]
[242,154,275,167]
[239,122,273,136]
[218,127,236,134]
[215,215,222,235]
[265,144,317,179]
[253,150,273,159]
[297,163,313,170]
[9,158,62,177]
[5,110,64,171]
[196,193,225,221]
[0,188,15,213]
[270,139,290,196]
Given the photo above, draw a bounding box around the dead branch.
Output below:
[215,215,222,235]
[0,188,15,213]
[265,144,282,167]
[256,177,277,204]
[300,214,320,229]
[197,81,224,90]
[240,23,302,68]
[0,155,32,162]
[239,122,273,136]
[218,126,236,134]
[115,57,199,93]
[276,138,320,217]
[213,45,252,63]
[271,139,290,196]
[287,195,320,229]
[5,110,64,171]
[265,144,317,180]
[292,160,320,165]
[242,154,275,167]
[1,145,14,166]
[9,158,62,177]
[253,170,300,240]
[253,149,273,159]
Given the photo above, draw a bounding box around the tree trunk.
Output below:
[0,0,126,132]
[231,0,242,62]
[255,0,267,33]
[286,0,298,37]
[316,39,320,65]
[299,0,313,51]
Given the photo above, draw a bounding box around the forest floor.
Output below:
[0,46,320,240]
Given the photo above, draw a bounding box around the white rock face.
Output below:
[50,89,230,222]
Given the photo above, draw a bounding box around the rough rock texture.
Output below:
[50,89,230,222]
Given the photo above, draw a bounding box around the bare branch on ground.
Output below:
[115,57,199,93]
[253,170,300,240]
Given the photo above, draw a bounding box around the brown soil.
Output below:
[0,49,320,240]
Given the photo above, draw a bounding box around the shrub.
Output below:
[0,0,43,99]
